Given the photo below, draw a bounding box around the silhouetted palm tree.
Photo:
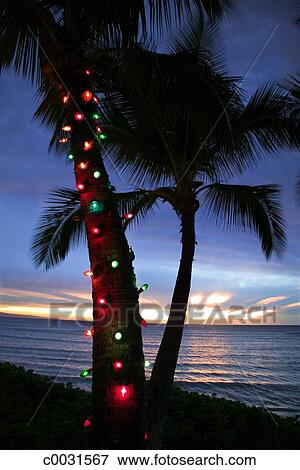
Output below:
[0,0,235,449]
[283,74,300,203]
[288,1,300,201]
[31,16,297,447]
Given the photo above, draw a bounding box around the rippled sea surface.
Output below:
[0,315,299,416]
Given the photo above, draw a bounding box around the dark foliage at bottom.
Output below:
[0,362,299,449]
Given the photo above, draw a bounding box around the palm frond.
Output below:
[206,84,296,180]
[294,1,300,26]
[168,14,225,72]
[96,34,240,186]
[31,188,84,270]
[145,0,234,36]
[113,190,159,228]
[296,176,300,204]
[282,74,300,120]
[201,183,286,259]
[0,0,62,83]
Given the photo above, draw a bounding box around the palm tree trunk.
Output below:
[68,73,145,449]
[146,209,196,448]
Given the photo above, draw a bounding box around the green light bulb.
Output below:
[93,170,101,179]
[67,154,74,160]
[89,200,104,214]
[137,283,149,295]
[114,332,122,341]
[145,360,151,367]
[98,134,107,140]
[92,113,100,120]
[80,368,92,378]
[111,260,119,269]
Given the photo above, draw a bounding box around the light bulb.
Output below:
[93,170,101,179]
[138,283,149,294]
[59,138,69,143]
[114,332,122,341]
[114,385,131,402]
[80,368,92,378]
[89,200,104,214]
[83,270,93,277]
[92,227,100,234]
[93,96,99,104]
[92,113,100,120]
[77,183,85,191]
[67,154,74,160]
[97,297,106,305]
[85,69,91,76]
[63,95,69,104]
[111,260,119,269]
[83,140,93,151]
[62,125,72,132]
[113,360,123,371]
[82,90,93,102]
[84,419,91,428]
[145,360,151,367]
[124,212,134,220]
[84,329,94,337]
[98,134,107,140]
[96,126,102,133]
[79,162,87,170]
[74,112,84,121]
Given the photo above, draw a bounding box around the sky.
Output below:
[0,0,299,324]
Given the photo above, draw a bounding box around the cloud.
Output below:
[0,304,50,317]
[0,287,68,302]
[206,293,232,306]
[282,302,300,310]
[256,296,287,305]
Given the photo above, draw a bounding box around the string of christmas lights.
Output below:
[60,69,148,433]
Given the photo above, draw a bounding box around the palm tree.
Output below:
[31,16,296,448]
[90,17,297,446]
[1,0,235,450]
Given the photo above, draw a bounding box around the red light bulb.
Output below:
[62,125,72,132]
[96,126,103,133]
[77,183,85,191]
[84,270,93,277]
[113,384,132,403]
[84,329,94,337]
[85,69,91,76]
[82,90,93,102]
[63,95,69,104]
[124,212,134,220]
[92,227,100,234]
[93,96,99,104]
[79,162,87,170]
[83,140,93,151]
[74,112,84,121]
[84,419,91,428]
[98,297,106,305]
[113,360,123,371]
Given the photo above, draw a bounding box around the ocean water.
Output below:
[0,315,299,417]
